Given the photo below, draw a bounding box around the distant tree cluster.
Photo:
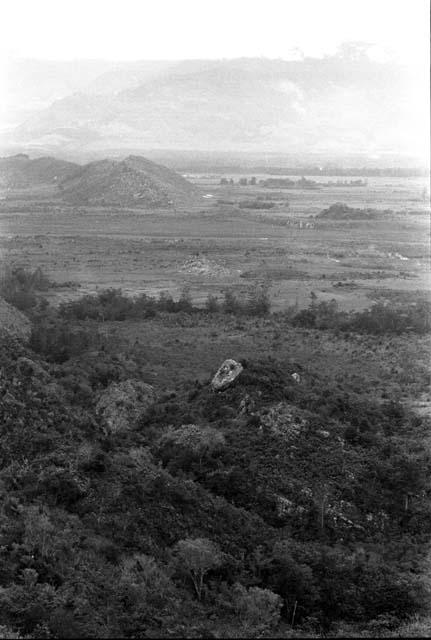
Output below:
[220,177,257,186]
[59,287,194,321]
[56,284,272,322]
[290,294,431,335]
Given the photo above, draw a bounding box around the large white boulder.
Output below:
[211,359,243,391]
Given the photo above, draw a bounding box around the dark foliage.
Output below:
[58,285,271,322]
[0,266,51,311]
[291,296,431,335]
[0,293,429,637]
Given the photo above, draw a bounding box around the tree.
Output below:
[119,554,173,607]
[177,287,193,312]
[222,289,241,315]
[246,282,271,315]
[205,293,219,313]
[174,538,222,600]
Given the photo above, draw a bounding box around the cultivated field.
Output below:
[0,174,429,311]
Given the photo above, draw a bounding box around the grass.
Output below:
[83,312,430,404]
[0,175,428,314]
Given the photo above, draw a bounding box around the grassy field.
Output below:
[93,312,430,407]
[0,174,429,312]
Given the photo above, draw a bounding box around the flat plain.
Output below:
[0,173,429,312]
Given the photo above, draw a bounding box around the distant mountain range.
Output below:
[0,153,197,207]
[1,53,426,163]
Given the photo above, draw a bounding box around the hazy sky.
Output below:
[1,0,429,64]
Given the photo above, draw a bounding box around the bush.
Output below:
[205,294,220,313]
[157,424,226,472]
[246,282,271,316]
[0,266,51,311]
[232,583,283,630]
[29,319,99,363]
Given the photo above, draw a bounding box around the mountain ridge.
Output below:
[3,54,425,158]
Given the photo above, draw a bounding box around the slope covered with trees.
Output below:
[0,276,430,638]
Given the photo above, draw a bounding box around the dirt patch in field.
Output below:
[179,255,237,278]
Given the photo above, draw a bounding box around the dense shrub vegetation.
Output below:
[55,286,430,336]
[290,296,431,335]
[0,269,430,637]
[58,285,272,321]
[0,266,51,311]
[3,265,429,336]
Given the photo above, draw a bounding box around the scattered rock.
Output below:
[180,255,233,278]
[291,372,301,383]
[211,359,243,391]
[96,379,156,433]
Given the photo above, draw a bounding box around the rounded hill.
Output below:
[0,154,79,189]
[59,155,197,207]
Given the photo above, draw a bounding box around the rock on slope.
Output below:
[0,154,79,189]
[59,155,197,207]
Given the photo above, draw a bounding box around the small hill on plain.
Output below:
[318,202,390,220]
[59,155,197,207]
[0,153,79,189]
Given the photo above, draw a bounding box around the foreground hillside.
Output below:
[0,276,430,638]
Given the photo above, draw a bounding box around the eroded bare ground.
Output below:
[0,175,429,312]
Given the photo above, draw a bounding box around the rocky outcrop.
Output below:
[211,359,243,391]
[96,379,156,433]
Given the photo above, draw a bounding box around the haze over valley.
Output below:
[1,48,428,167]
